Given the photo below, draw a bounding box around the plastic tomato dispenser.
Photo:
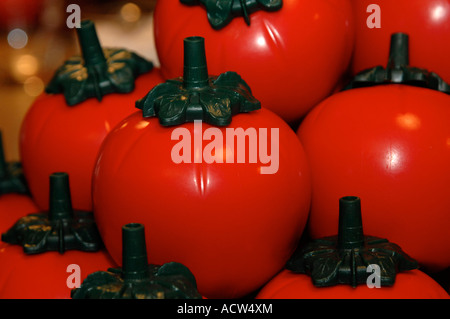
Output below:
[0,174,115,299]
[92,36,312,299]
[71,223,202,299]
[351,0,450,86]
[153,0,355,125]
[256,196,450,299]
[297,32,450,273]
[20,19,163,213]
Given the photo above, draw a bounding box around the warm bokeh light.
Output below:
[10,54,40,83]
[23,76,44,96]
[15,54,39,76]
[7,28,28,49]
[120,3,142,23]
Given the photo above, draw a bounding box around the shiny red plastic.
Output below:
[0,242,116,299]
[352,0,450,83]
[92,108,311,299]
[153,0,354,124]
[0,194,38,233]
[297,85,450,273]
[256,269,450,299]
[19,68,164,212]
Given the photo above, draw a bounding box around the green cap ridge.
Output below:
[1,172,103,254]
[286,196,419,288]
[180,0,283,29]
[136,36,260,127]
[344,33,450,94]
[45,19,153,106]
[71,223,202,299]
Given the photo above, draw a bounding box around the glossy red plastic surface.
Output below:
[352,0,450,83]
[297,85,450,273]
[19,68,164,212]
[0,242,116,299]
[0,194,38,233]
[92,108,311,299]
[153,0,354,124]
[256,269,450,299]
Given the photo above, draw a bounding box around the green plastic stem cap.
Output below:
[76,20,107,68]
[45,19,153,106]
[1,171,103,254]
[136,36,260,126]
[122,223,150,281]
[70,222,202,299]
[183,37,209,89]
[338,196,364,250]
[286,195,419,287]
[344,32,450,93]
[180,0,283,29]
[48,172,73,221]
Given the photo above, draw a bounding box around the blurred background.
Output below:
[0,0,159,162]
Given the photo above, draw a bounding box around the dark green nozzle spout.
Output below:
[122,223,150,281]
[337,196,364,250]
[76,20,107,68]
[183,36,209,89]
[387,32,409,70]
[48,172,73,221]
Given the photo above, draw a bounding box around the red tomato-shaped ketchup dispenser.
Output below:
[257,196,449,299]
[0,131,38,233]
[297,33,450,273]
[351,0,450,84]
[71,223,202,299]
[20,19,163,213]
[153,0,354,124]
[0,173,115,299]
[92,37,312,299]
